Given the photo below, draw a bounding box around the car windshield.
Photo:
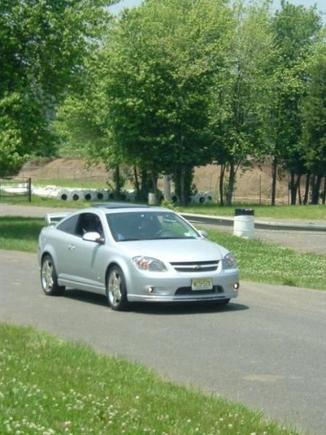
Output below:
[106,211,199,242]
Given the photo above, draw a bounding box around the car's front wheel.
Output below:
[41,254,65,296]
[106,265,129,311]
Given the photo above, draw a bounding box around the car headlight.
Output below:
[132,256,167,272]
[222,253,237,270]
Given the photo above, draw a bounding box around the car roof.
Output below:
[90,203,170,214]
[92,202,150,209]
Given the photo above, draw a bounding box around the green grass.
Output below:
[0,217,43,252]
[207,229,326,290]
[33,178,108,189]
[0,216,325,290]
[178,204,326,220]
[0,323,297,435]
[0,194,89,208]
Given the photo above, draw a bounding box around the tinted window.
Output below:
[106,211,198,241]
[75,213,104,237]
[57,214,79,235]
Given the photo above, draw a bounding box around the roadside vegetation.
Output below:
[1,1,325,207]
[179,204,326,221]
[33,178,108,189]
[0,217,44,252]
[1,195,325,220]
[0,323,297,434]
[0,195,88,208]
[207,230,326,290]
[0,216,325,290]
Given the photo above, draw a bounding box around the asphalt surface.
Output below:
[1,250,326,434]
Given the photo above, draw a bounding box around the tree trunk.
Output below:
[173,165,193,206]
[226,163,235,206]
[311,174,322,204]
[140,169,150,201]
[322,177,326,205]
[297,174,302,205]
[290,172,296,205]
[133,166,140,198]
[271,157,277,206]
[180,166,186,206]
[303,173,310,205]
[219,164,225,206]
[163,175,172,202]
[113,165,121,199]
[289,172,301,205]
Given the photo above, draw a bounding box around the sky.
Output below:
[110,0,326,17]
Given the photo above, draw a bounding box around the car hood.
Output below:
[117,238,228,262]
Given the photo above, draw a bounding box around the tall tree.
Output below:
[98,0,232,204]
[268,0,321,205]
[0,0,113,176]
[300,35,326,204]
[209,1,274,205]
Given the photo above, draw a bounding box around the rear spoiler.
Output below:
[45,212,70,225]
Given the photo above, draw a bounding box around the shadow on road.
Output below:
[132,301,249,315]
[64,290,107,307]
[63,289,249,315]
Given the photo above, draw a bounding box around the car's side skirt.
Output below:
[58,276,105,295]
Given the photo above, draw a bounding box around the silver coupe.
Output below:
[38,204,240,310]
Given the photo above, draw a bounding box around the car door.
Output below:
[54,213,80,280]
[66,212,107,292]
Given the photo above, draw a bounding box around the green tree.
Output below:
[209,1,274,205]
[99,0,232,204]
[0,0,113,176]
[268,0,321,205]
[300,35,326,204]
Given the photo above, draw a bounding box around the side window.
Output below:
[75,213,104,237]
[57,214,79,235]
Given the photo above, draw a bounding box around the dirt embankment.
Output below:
[19,158,291,204]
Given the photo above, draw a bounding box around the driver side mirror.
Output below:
[82,232,105,244]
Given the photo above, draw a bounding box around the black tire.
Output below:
[41,254,65,296]
[106,265,129,311]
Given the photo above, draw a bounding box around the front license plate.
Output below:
[191,278,213,291]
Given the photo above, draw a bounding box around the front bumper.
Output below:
[126,268,239,303]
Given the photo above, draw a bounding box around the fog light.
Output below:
[148,286,154,294]
[233,282,240,290]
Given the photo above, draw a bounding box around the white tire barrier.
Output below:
[57,189,73,201]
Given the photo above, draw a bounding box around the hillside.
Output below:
[19,158,291,204]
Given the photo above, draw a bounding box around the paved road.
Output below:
[1,250,326,434]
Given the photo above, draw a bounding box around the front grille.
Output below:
[170,260,219,273]
[175,286,224,295]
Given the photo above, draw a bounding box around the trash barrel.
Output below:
[148,192,157,205]
[233,208,255,239]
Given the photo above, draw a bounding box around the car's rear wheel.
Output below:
[106,265,129,311]
[41,254,65,296]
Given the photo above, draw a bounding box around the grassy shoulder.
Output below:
[178,204,326,221]
[0,195,88,208]
[0,323,297,435]
[0,217,44,252]
[1,197,325,220]
[207,230,326,290]
[0,216,325,290]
